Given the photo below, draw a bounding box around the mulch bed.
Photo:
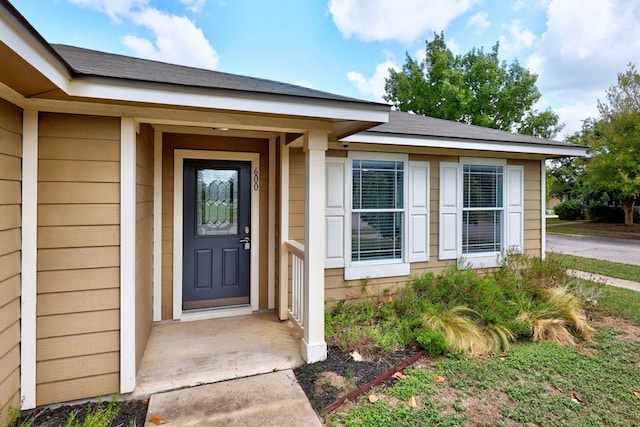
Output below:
[294,345,422,411]
[16,399,148,427]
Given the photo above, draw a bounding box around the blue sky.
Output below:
[10,0,640,138]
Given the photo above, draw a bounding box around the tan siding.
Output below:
[321,152,544,303]
[288,148,305,243]
[135,124,154,368]
[161,134,271,318]
[36,113,121,405]
[0,98,21,424]
[37,331,120,361]
[36,373,120,406]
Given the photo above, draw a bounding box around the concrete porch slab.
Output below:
[131,312,303,397]
[145,370,322,426]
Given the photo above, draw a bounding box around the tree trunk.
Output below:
[621,197,636,225]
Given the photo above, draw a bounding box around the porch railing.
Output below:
[285,240,305,331]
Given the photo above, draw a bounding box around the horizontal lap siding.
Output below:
[161,134,270,319]
[36,113,120,405]
[136,124,153,368]
[321,152,544,303]
[0,99,22,424]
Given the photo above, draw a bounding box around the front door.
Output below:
[183,159,251,309]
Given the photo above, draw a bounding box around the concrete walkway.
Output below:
[568,269,640,292]
[144,369,322,426]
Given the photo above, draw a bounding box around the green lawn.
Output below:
[324,255,640,426]
[547,253,640,282]
[546,220,640,240]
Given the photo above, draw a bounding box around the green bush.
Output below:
[554,200,584,220]
[587,204,624,223]
[416,327,449,355]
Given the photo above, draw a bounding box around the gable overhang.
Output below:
[341,132,587,159]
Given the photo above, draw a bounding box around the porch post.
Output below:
[278,137,289,321]
[302,130,328,363]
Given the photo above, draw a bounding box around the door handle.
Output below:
[238,237,250,244]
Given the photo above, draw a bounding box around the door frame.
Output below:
[173,149,260,320]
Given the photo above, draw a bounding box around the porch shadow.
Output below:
[130,312,304,397]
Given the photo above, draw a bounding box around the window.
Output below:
[324,154,430,279]
[462,164,503,254]
[351,159,404,262]
[439,159,523,268]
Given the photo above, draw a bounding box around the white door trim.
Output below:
[173,149,260,320]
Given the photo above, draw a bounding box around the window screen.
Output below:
[462,164,503,254]
[351,160,404,261]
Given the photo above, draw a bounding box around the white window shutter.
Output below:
[408,161,430,262]
[439,162,460,260]
[506,165,524,253]
[325,157,346,268]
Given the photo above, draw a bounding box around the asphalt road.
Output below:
[546,233,640,266]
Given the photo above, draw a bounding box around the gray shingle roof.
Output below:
[368,111,578,148]
[52,44,386,107]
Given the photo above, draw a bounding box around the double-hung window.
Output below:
[324,153,430,279]
[439,158,523,268]
[462,164,504,254]
[351,159,404,262]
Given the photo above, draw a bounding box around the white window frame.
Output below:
[345,152,410,280]
[459,157,507,268]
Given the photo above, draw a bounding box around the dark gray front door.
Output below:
[183,159,251,309]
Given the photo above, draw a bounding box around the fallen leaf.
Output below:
[392,372,407,380]
[386,295,393,303]
[634,391,640,398]
[408,395,417,408]
[434,375,445,383]
[570,392,583,404]
[149,416,168,425]
[368,394,379,403]
[350,351,363,362]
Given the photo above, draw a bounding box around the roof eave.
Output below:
[341,131,588,158]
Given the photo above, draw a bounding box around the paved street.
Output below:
[546,233,640,266]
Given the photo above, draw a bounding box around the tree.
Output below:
[584,64,640,225]
[384,33,563,138]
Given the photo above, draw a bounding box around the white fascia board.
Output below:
[67,79,390,123]
[0,10,70,91]
[341,133,587,157]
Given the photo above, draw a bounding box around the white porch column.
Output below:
[120,117,137,392]
[302,130,328,363]
[21,110,38,409]
[278,136,290,321]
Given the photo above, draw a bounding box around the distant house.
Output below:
[0,0,586,415]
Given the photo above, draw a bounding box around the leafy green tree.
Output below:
[585,64,640,224]
[384,33,563,138]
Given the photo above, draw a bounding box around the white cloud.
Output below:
[525,0,640,138]
[347,60,400,101]
[67,0,218,69]
[68,0,149,21]
[498,19,536,57]
[526,0,640,131]
[329,0,478,42]
[466,11,490,34]
[180,0,206,13]
[124,8,218,69]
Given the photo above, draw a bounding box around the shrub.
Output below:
[416,328,448,356]
[554,200,584,220]
[587,204,624,223]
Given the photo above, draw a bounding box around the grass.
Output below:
[546,220,640,240]
[547,252,640,282]
[329,327,640,426]
[323,254,640,426]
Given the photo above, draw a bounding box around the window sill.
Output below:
[459,253,502,269]
[345,262,410,281]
